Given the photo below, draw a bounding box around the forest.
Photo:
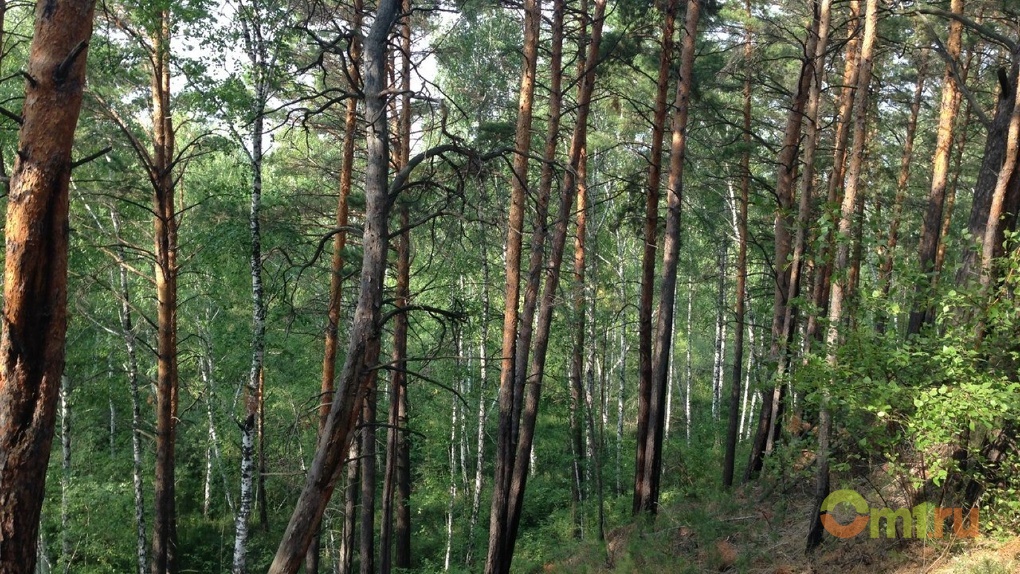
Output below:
[0,0,1019,572]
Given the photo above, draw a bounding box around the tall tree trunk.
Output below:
[495,0,609,567]
[723,5,755,485]
[466,237,491,567]
[485,0,541,567]
[746,4,822,481]
[381,206,411,572]
[110,209,150,574]
[568,0,586,532]
[636,0,701,515]
[908,0,964,336]
[935,46,979,280]
[149,11,180,574]
[805,0,861,349]
[0,3,95,572]
[807,0,878,550]
[306,2,362,572]
[233,43,271,574]
[359,376,377,574]
[380,5,412,566]
[268,1,399,571]
[635,0,677,512]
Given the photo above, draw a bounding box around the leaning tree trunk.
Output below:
[306,1,363,571]
[267,2,400,571]
[0,2,96,572]
[807,0,878,551]
[958,53,1020,287]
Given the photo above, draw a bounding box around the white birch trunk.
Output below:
[232,418,255,574]
[111,210,147,574]
[684,280,694,443]
[466,231,491,567]
[60,376,71,571]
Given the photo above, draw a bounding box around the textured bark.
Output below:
[636,0,700,515]
[484,0,541,569]
[959,55,1020,286]
[635,0,677,512]
[380,6,412,568]
[381,207,410,572]
[808,0,878,551]
[908,0,964,336]
[0,2,95,572]
[979,58,1020,294]
[746,4,821,481]
[337,441,358,574]
[267,1,399,570]
[307,2,362,572]
[232,23,272,574]
[497,0,609,565]
[359,377,377,574]
[150,13,179,573]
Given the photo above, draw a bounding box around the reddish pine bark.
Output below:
[0,3,96,573]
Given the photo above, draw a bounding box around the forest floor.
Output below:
[542,468,1020,574]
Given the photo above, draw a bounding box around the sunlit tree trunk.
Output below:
[958,51,1020,287]
[806,0,861,349]
[908,0,963,336]
[979,64,1020,297]
[807,0,878,550]
[148,12,180,574]
[500,0,608,563]
[0,3,95,572]
[485,0,541,567]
